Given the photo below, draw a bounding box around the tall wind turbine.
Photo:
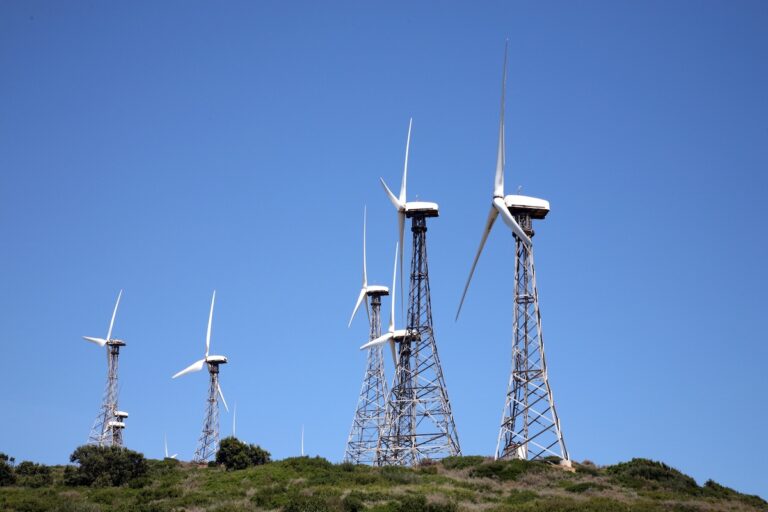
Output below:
[456,43,569,465]
[84,290,128,447]
[372,120,461,465]
[172,291,229,463]
[344,208,390,465]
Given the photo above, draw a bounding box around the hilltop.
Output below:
[1,455,765,512]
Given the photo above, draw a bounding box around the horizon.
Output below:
[1,0,766,499]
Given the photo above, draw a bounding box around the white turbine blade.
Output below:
[164,434,169,458]
[494,42,508,198]
[456,205,500,320]
[390,241,398,333]
[206,290,216,358]
[172,359,205,379]
[389,339,398,366]
[348,288,367,328]
[380,178,402,210]
[83,336,108,347]
[362,205,368,288]
[171,454,178,459]
[360,332,394,350]
[493,197,531,246]
[398,212,405,313]
[400,118,412,204]
[217,382,229,412]
[106,289,123,341]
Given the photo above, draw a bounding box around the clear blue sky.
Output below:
[1,0,766,499]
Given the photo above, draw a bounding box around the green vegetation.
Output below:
[0,450,765,511]
[216,437,271,471]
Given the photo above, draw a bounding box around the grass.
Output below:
[0,456,765,511]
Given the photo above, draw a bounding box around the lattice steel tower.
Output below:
[345,208,390,465]
[457,43,569,465]
[376,120,461,465]
[193,359,227,462]
[83,290,128,447]
[495,206,568,462]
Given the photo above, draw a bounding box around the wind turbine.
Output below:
[164,434,178,459]
[360,242,405,366]
[172,291,229,463]
[345,208,390,465]
[379,119,438,308]
[455,42,533,321]
[84,290,128,447]
[455,43,569,464]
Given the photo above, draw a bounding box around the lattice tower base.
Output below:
[379,213,461,465]
[496,214,569,463]
[344,294,389,465]
[194,362,223,463]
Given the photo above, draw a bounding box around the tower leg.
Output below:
[379,214,461,465]
[496,236,568,462]
[194,363,222,463]
[88,345,121,447]
[344,296,389,465]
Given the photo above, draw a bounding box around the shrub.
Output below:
[605,458,698,494]
[703,479,767,507]
[0,452,15,486]
[63,445,148,487]
[215,437,271,470]
[15,461,53,487]
[441,455,486,470]
[283,494,329,512]
[563,481,606,493]
[469,459,536,481]
[341,492,365,512]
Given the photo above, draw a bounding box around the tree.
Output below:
[0,452,15,486]
[15,461,53,488]
[215,437,271,470]
[64,445,148,487]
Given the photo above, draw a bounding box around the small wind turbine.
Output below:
[348,206,389,327]
[301,425,305,457]
[84,290,127,446]
[83,289,122,347]
[164,434,178,459]
[360,242,410,365]
[172,291,229,463]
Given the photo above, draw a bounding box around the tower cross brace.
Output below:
[194,362,225,463]
[379,211,461,465]
[496,211,569,464]
[344,291,389,465]
[88,341,125,447]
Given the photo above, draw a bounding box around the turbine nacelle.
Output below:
[503,195,550,219]
[365,285,389,296]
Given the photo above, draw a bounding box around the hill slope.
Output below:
[1,456,765,512]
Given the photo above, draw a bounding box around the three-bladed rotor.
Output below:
[83,289,123,347]
[172,291,229,412]
[456,43,534,321]
[359,242,408,366]
[348,206,390,327]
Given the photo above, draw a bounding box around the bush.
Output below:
[215,436,272,470]
[703,479,767,507]
[283,494,329,512]
[441,455,486,470]
[15,461,53,487]
[63,445,148,487]
[0,452,15,486]
[469,459,536,481]
[605,458,698,494]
